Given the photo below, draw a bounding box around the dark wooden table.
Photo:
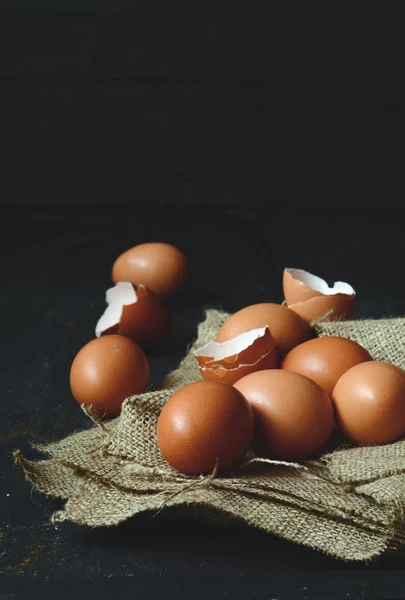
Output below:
[1,205,405,599]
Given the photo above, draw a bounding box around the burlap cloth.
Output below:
[15,311,405,562]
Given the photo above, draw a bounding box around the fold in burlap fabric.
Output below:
[15,311,405,562]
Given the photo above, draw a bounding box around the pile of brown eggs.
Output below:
[70,242,188,416]
[69,245,405,476]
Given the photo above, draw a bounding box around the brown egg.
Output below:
[216,303,311,358]
[283,268,356,325]
[281,336,372,396]
[194,326,277,385]
[332,361,405,446]
[112,242,189,300]
[156,381,254,474]
[234,370,334,460]
[95,282,170,348]
[70,335,149,417]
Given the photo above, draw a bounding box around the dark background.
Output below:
[1,2,405,598]
[0,1,404,206]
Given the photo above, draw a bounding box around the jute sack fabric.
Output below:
[15,311,405,562]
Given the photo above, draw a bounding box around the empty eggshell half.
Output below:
[95,281,170,348]
[283,268,356,325]
[194,326,277,385]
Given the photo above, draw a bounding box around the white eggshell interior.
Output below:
[286,268,355,296]
[95,282,138,337]
[194,326,268,360]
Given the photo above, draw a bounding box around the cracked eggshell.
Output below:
[283,268,355,325]
[194,326,277,385]
[288,295,356,325]
[95,282,170,349]
[216,303,311,358]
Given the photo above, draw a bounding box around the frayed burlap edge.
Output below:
[15,310,405,562]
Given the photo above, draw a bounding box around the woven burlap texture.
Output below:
[15,311,405,562]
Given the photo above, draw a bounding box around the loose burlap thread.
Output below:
[15,311,405,561]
